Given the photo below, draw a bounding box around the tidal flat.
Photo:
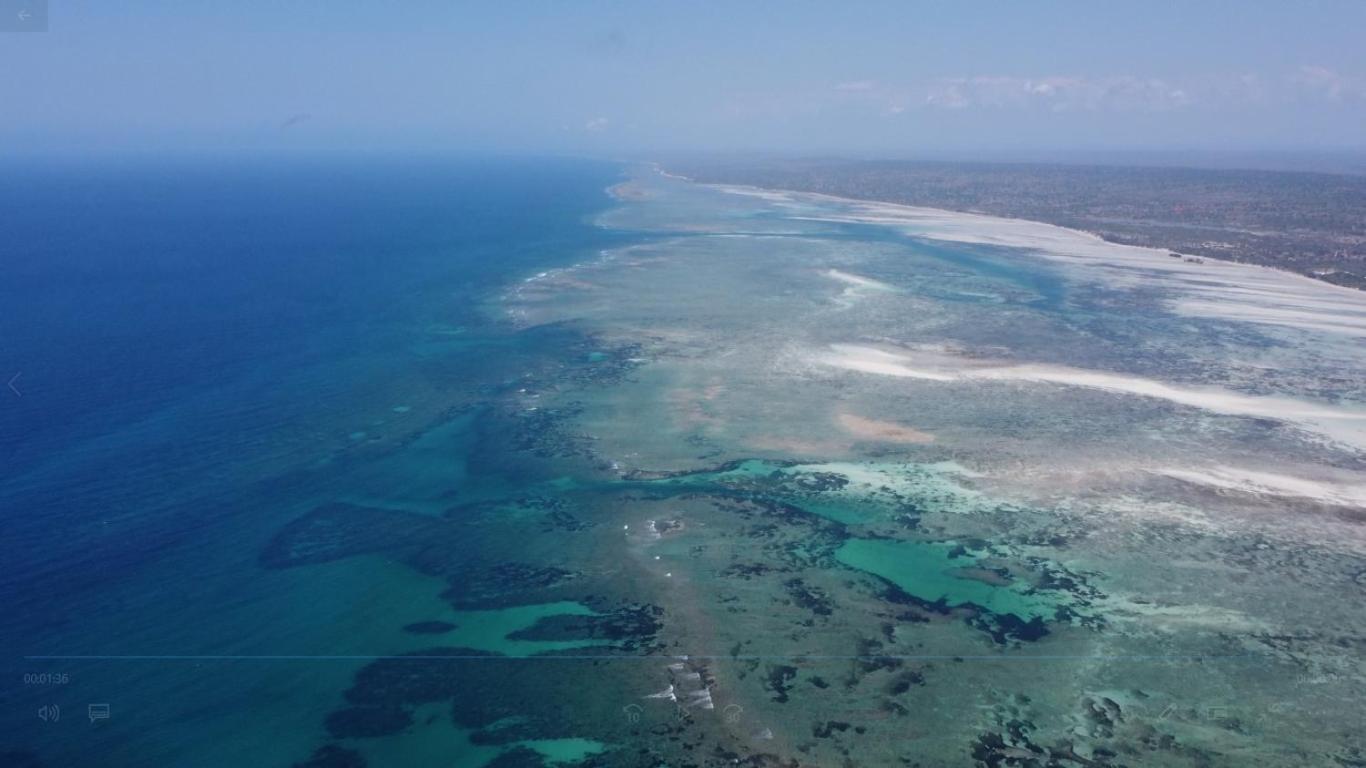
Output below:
[475,167,1365,766]
[288,167,1365,766]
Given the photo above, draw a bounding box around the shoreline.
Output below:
[646,167,1366,340]
[655,164,1366,300]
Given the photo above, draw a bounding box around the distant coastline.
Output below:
[638,166,1366,343]
[661,158,1366,291]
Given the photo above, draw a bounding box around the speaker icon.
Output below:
[38,704,60,723]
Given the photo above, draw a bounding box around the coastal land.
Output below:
[664,157,1366,290]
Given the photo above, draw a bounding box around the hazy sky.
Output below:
[4,1,1366,155]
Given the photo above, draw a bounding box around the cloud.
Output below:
[908,68,1366,114]
[923,75,1192,112]
[583,116,610,132]
[711,66,1366,138]
[1291,65,1366,101]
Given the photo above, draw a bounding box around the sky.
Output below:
[3,1,1366,157]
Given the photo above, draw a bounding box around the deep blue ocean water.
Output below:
[0,155,625,765]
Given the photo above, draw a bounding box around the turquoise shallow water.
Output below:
[440,601,612,655]
[835,538,1059,620]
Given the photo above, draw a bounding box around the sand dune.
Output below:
[836,411,935,444]
[816,344,958,381]
[1153,466,1366,508]
[825,269,896,291]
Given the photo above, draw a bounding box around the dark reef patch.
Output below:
[402,620,458,634]
[482,746,550,767]
[622,458,800,482]
[446,495,595,533]
[293,745,367,768]
[505,602,663,651]
[321,645,782,766]
[260,503,459,570]
[261,503,588,612]
[812,720,852,739]
[763,664,798,703]
[440,562,582,609]
[968,611,1051,646]
[862,570,1061,646]
[970,731,1046,768]
[782,578,834,617]
[505,402,593,459]
[886,669,926,695]
[720,561,782,579]
[325,705,413,739]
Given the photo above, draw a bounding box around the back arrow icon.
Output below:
[17,9,31,21]
[8,372,21,397]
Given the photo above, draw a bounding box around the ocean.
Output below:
[1,155,630,766]
[2,156,1363,767]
